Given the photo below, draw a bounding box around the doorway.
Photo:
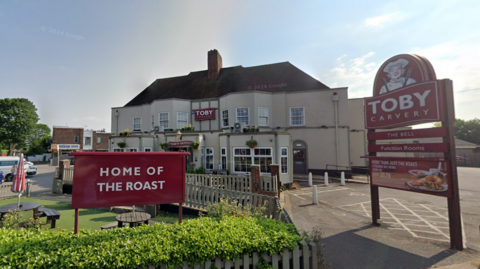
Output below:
[293,140,307,175]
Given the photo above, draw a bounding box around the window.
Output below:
[233,148,252,172]
[85,137,92,146]
[74,136,78,143]
[159,112,169,129]
[133,117,141,131]
[222,110,229,128]
[258,107,269,126]
[144,147,152,152]
[281,147,288,174]
[233,147,273,173]
[126,148,138,152]
[236,107,249,126]
[177,112,188,129]
[113,148,124,152]
[97,137,101,144]
[221,147,227,170]
[205,147,214,170]
[290,107,305,126]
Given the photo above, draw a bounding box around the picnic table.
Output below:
[116,212,151,228]
[0,202,41,219]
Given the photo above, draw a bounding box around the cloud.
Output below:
[364,12,402,28]
[320,52,377,97]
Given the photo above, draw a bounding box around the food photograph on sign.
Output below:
[370,158,450,196]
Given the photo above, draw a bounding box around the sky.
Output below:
[1,1,479,133]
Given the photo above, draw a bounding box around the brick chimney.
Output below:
[208,49,222,80]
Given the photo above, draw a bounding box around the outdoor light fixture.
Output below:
[176,130,182,140]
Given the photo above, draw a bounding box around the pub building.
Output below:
[109,50,351,184]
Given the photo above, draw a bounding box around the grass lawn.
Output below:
[0,198,197,231]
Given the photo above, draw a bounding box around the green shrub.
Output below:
[194,167,206,174]
[0,217,301,268]
[205,198,267,220]
[0,211,20,229]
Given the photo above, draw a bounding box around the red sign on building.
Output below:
[70,152,189,209]
[194,108,215,121]
[168,141,192,147]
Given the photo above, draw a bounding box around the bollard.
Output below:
[341,171,345,186]
[312,185,318,205]
[324,172,329,186]
[308,172,313,186]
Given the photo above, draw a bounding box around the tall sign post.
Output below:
[365,54,463,250]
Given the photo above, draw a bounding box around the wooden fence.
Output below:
[186,174,251,192]
[185,183,280,220]
[54,167,74,184]
[261,175,278,192]
[0,181,32,200]
[0,183,16,200]
[144,241,318,269]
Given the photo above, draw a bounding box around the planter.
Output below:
[249,144,256,149]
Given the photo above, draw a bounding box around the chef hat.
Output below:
[383,58,409,73]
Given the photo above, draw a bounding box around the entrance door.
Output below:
[293,141,307,174]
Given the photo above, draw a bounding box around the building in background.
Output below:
[110,50,350,183]
[51,126,110,163]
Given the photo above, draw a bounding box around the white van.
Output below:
[0,156,37,182]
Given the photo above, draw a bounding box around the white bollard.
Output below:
[324,172,329,186]
[312,185,318,205]
[308,172,313,186]
[341,171,345,186]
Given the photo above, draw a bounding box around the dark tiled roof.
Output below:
[124,62,330,107]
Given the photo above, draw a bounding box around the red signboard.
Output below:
[370,157,451,197]
[367,127,447,141]
[365,81,443,129]
[368,143,448,153]
[194,108,215,121]
[169,141,192,147]
[69,152,189,209]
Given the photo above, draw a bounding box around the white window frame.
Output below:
[133,117,142,131]
[159,112,169,129]
[177,112,188,129]
[205,147,214,170]
[290,107,305,126]
[221,147,227,170]
[84,136,92,146]
[125,147,138,152]
[143,147,152,152]
[258,107,269,126]
[280,147,288,174]
[233,147,273,174]
[113,148,124,152]
[222,109,229,128]
[236,107,249,126]
[97,137,101,144]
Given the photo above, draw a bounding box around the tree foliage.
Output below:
[434,118,480,144]
[453,118,480,145]
[26,123,51,155]
[0,98,39,155]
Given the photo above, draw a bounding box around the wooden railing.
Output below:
[0,183,17,200]
[186,174,251,192]
[54,167,74,184]
[185,183,280,220]
[145,241,318,269]
[261,175,278,192]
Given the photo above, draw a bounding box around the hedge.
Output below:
[0,216,301,268]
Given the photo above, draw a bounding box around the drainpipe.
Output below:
[332,92,339,166]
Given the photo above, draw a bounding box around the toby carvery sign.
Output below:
[70,152,189,209]
[194,108,215,121]
[365,54,444,129]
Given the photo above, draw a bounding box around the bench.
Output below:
[35,208,60,228]
[101,220,161,230]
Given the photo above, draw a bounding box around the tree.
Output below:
[26,123,51,155]
[434,118,480,145]
[0,98,39,155]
